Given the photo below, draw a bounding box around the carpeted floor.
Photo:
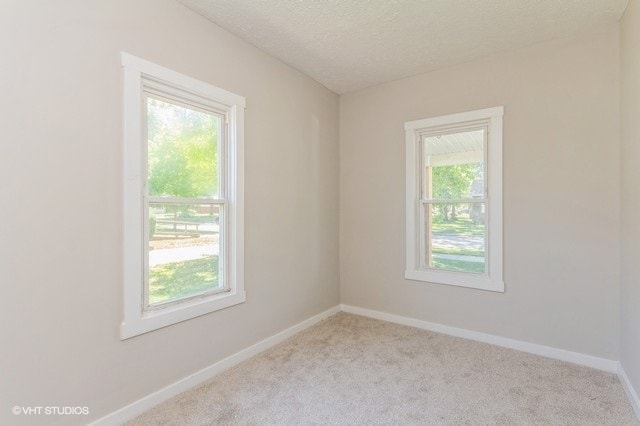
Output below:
[129,313,638,425]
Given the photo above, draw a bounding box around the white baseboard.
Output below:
[340,304,619,373]
[618,364,640,420]
[90,305,341,425]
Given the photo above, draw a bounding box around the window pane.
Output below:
[422,128,485,200]
[148,203,223,306]
[147,96,221,198]
[424,202,486,273]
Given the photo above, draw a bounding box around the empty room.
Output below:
[2,0,640,424]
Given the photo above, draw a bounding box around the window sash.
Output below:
[143,91,227,201]
[143,200,228,310]
[142,87,229,309]
[418,200,489,275]
[420,198,487,204]
[419,124,488,202]
[418,124,489,275]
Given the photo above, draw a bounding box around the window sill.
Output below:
[405,269,504,292]
[120,290,246,339]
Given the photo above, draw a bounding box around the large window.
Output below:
[121,53,245,339]
[405,107,503,292]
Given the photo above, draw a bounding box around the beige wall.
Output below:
[340,28,620,359]
[0,0,339,424]
[620,0,640,397]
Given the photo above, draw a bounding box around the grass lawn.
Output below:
[432,216,484,237]
[431,246,485,257]
[149,256,219,305]
[432,258,485,273]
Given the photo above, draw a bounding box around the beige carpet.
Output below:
[129,313,638,425]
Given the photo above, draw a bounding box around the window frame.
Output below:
[405,106,504,292]
[121,52,246,339]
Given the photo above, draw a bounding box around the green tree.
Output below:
[432,163,478,221]
[147,98,219,200]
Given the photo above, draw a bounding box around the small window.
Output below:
[405,107,504,292]
[121,53,246,339]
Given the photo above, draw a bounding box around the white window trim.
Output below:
[121,52,246,339]
[405,106,504,292]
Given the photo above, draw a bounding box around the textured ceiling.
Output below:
[178,0,628,94]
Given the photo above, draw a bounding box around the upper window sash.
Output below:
[419,123,489,203]
[143,89,226,201]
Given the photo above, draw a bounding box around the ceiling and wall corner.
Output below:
[178,0,629,94]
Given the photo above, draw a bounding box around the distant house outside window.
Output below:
[405,107,504,292]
